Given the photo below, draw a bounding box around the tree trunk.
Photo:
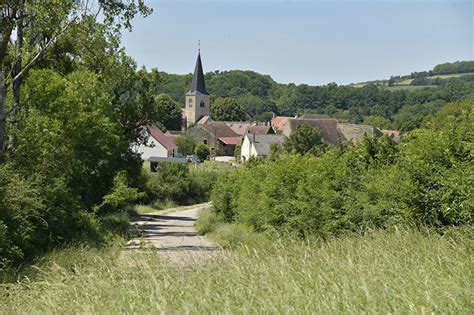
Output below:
[12,0,25,109]
[0,69,5,161]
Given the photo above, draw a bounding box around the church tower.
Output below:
[184,50,210,128]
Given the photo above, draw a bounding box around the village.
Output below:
[138,51,400,170]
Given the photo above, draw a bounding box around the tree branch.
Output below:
[12,16,78,84]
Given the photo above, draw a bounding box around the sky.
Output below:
[121,0,473,86]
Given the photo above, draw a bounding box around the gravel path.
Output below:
[126,203,218,252]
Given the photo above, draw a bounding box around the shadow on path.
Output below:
[126,203,218,253]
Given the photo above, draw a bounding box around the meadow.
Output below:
[1,226,472,314]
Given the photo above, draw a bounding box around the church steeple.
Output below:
[188,52,208,95]
[184,46,211,128]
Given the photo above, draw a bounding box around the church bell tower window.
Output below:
[188,99,193,108]
[200,100,205,107]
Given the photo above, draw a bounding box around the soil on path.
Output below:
[126,203,218,253]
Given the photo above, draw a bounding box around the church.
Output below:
[183,51,270,157]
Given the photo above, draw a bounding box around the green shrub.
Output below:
[210,99,473,237]
[195,144,210,161]
[195,208,219,235]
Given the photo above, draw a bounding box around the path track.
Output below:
[126,203,218,252]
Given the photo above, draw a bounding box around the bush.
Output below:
[195,208,219,235]
[195,144,210,161]
[210,99,473,237]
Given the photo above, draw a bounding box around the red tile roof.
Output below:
[200,122,238,138]
[382,130,401,143]
[147,126,177,150]
[218,136,242,146]
[272,116,291,132]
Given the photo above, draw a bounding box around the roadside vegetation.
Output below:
[206,99,472,238]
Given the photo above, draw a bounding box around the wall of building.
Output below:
[137,138,174,160]
[240,136,258,161]
[185,93,210,127]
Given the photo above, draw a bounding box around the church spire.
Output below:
[188,47,208,95]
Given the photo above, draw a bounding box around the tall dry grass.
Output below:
[1,227,472,314]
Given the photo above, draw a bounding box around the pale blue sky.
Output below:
[122,0,473,85]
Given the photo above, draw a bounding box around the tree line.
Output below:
[150,65,474,131]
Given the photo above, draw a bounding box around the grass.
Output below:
[1,225,472,314]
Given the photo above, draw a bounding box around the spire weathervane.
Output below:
[198,40,200,54]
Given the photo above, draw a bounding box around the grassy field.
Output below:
[1,226,472,314]
[427,72,474,80]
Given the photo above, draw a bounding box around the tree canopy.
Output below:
[210,97,247,121]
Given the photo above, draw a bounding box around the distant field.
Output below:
[426,72,474,80]
[1,227,472,314]
[386,85,436,91]
[350,72,474,89]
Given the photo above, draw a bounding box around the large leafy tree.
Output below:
[154,93,182,131]
[284,123,325,155]
[0,0,152,159]
[174,135,197,156]
[210,97,247,121]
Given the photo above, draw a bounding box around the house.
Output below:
[276,115,385,145]
[241,133,286,161]
[187,122,241,156]
[281,116,345,145]
[137,126,178,160]
[271,116,291,133]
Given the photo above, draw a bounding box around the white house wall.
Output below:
[137,138,172,160]
[240,136,259,161]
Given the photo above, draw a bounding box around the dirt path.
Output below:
[126,203,218,253]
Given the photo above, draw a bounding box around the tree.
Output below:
[154,93,182,131]
[234,145,242,161]
[210,97,247,121]
[284,123,325,155]
[0,0,152,159]
[174,136,196,156]
[269,142,284,161]
[363,116,394,130]
[195,144,210,161]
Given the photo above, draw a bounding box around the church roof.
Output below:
[188,53,208,95]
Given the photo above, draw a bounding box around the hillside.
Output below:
[150,60,474,131]
[351,60,474,88]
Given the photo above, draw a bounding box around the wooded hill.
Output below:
[150,60,474,131]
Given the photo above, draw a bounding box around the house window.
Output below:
[188,99,193,108]
[204,140,207,145]
[200,100,205,107]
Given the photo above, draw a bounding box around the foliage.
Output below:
[98,172,146,214]
[141,162,220,206]
[174,135,196,156]
[284,123,325,155]
[0,0,163,267]
[233,144,241,161]
[210,97,247,121]
[433,61,474,75]
[153,93,182,131]
[211,99,473,236]
[195,144,210,161]
[268,142,284,161]
[363,115,393,129]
